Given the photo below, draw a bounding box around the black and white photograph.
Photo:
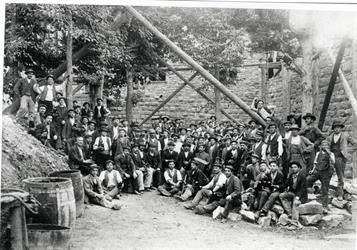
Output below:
[1,0,357,249]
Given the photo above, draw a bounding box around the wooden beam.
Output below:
[318,39,349,130]
[215,87,222,123]
[139,71,199,126]
[158,66,193,72]
[327,51,357,117]
[156,56,242,125]
[126,68,134,127]
[125,6,266,127]
[72,83,85,96]
[352,34,357,182]
[260,67,267,103]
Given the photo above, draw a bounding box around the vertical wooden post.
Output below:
[260,67,267,103]
[10,206,24,250]
[281,64,291,119]
[352,24,357,183]
[301,35,314,125]
[126,67,134,126]
[65,10,73,109]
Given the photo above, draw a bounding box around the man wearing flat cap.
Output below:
[83,164,121,210]
[62,108,85,152]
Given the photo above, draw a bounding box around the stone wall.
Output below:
[109,44,355,133]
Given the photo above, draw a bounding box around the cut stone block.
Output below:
[321,214,344,228]
[331,197,348,209]
[227,212,241,222]
[258,216,271,227]
[212,206,224,219]
[278,214,290,226]
[240,210,256,223]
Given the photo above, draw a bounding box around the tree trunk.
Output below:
[126,67,134,127]
[300,35,314,124]
[65,11,73,109]
[311,55,320,118]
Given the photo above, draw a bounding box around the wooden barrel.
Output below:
[49,170,84,218]
[27,224,71,250]
[23,177,76,228]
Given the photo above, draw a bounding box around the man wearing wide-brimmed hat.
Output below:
[252,130,267,163]
[285,124,314,175]
[93,127,112,170]
[241,153,260,190]
[184,161,226,210]
[175,157,209,202]
[14,68,38,120]
[327,120,357,200]
[148,128,161,153]
[265,123,283,162]
[194,143,210,176]
[33,73,63,113]
[300,112,325,173]
[161,141,179,169]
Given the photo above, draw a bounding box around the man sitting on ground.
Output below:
[83,164,121,210]
[176,158,209,201]
[99,160,123,200]
[184,162,226,210]
[158,160,183,197]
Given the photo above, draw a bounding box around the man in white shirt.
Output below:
[99,160,123,200]
[158,161,182,197]
[34,74,64,113]
[184,162,227,209]
[265,123,283,162]
[93,128,112,170]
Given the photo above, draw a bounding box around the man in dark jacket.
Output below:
[34,113,59,149]
[14,69,38,119]
[259,160,285,216]
[178,142,194,177]
[279,161,307,216]
[68,136,93,175]
[176,158,209,201]
[201,164,243,222]
[83,164,121,210]
[161,141,179,169]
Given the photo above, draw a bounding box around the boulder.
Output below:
[272,204,285,215]
[345,201,352,214]
[240,210,256,223]
[320,214,344,228]
[351,195,357,201]
[194,205,206,215]
[299,214,323,226]
[329,206,352,220]
[331,197,348,209]
[227,212,241,222]
[297,200,323,215]
[258,216,271,227]
[278,214,290,226]
[212,206,224,219]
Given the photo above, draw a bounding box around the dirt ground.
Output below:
[70,191,356,250]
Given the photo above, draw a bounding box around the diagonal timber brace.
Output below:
[124,6,266,127]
